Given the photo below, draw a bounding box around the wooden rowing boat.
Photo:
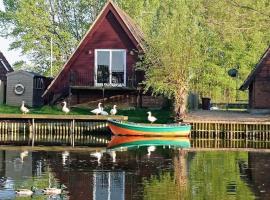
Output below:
[107,119,191,136]
[107,136,190,150]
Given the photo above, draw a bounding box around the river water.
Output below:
[0,134,268,200]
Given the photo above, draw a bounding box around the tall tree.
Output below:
[138,0,204,120]
[0,0,106,75]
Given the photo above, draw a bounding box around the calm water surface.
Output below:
[0,135,268,200]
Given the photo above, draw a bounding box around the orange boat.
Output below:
[107,136,190,150]
[107,119,191,136]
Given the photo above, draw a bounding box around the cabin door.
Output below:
[95,49,126,87]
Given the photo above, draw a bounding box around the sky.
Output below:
[0,0,23,66]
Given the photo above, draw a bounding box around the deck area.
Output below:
[184,110,270,124]
[184,110,270,139]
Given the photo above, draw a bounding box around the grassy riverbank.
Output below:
[0,105,173,123]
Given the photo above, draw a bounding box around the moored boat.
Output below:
[107,119,191,136]
[107,136,191,150]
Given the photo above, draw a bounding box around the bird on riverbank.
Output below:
[110,105,117,115]
[20,101,29,114]
[100,107,109,115]
[147,111,157,123]
[91,103,102,115]
[62,101,70,114]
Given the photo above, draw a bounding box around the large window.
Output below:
[95,49,126,86]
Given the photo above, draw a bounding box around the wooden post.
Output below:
[70,119,75,147]
[32,118,35,147]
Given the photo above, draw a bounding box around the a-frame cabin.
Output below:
[43,1,152,107]
[240,46,270,113]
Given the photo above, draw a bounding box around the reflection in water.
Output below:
[0,146,267,199]
[0,124,270,199]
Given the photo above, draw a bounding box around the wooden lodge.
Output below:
[240,46,270,113]
[0,52,13,104]
[43,1,166,108]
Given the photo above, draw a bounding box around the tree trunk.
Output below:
[174,87,188,122]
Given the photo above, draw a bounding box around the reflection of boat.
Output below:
[107,119,191,136]
[107,136,191,150]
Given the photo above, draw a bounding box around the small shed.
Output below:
[6,71,48,107]
[240,46,270,113]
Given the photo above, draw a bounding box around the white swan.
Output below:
[100,107,109,115]
[147,111,157,123]
[91,103,102,115]
[90,151,103,164]
[20,101,29,114]
[110,105,117,115]
[62,101,70,114]
[147,146,156,157]
[16,187,35,196]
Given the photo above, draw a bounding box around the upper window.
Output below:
[95,50,126,86]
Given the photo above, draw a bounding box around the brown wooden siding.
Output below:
[50,10,140,96]
[250,54,270,109]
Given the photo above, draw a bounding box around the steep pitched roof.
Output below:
[43,1,145,97]
[240,46,270,91]
[0,51,13,72]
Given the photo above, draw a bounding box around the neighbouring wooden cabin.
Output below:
[240,46,270,113]
[0,51,13,104]
[43,1,167,108]
[6,71,51,107]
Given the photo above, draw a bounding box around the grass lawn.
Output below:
[0,105,173,123]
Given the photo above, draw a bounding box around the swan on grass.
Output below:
[100,107,109,115]
[20,101,29,114]
[110,105,117,115]
[91,103,102,115]
[62,101,70,114]
[147,111,157,123]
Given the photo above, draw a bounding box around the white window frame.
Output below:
[94,49,126,87]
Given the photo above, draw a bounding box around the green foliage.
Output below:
[2,0,270,107]
[0,0,106,75]
[142,152,254,200]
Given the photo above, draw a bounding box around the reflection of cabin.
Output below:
[6,70,50,107]
[0,52,13,104]
[244,152,270,200]
[240,47,270,113]
[43,1,166,108]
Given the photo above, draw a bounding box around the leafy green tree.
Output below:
[0,0,106,75]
